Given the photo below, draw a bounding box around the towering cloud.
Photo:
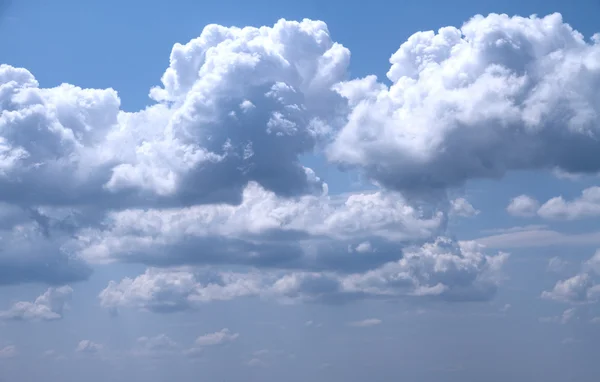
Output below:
[0,19,350,209]
[328,13,600,193]
[0,19,350,285]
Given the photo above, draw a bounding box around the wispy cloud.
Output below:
[475,227,600,249]
[348,318,382,327]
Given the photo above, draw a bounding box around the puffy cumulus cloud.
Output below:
[98,268,206,313]
[328,13,600,194]
[0,64,122,207]
[195,329,239,346]
[508,187,600,220]
[71,182,444,273]
[541,274,600,303]
[0,18,352,286]
[0,18,350,286]
[542,250,600,303]
[449,197,479,217]
[108,18,351,204]
[98,238,509,312]
[75,340,102,354]
[0,285,72,321]
[342,238,509,302]
[537,186,600,220]
[0,19,348,209]
[506,195,540,217]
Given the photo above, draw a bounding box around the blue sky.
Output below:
[1,1,600,381]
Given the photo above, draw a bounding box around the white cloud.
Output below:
[304,320,322,328]
[195,329,239,346]
[349,318,382,327]
[537,187,600,220]
[480,224,548,235]
[0,345,17,358]
[507,187,600,221]
[586,250,600,274]
[74,182,444,272]
[3,13,592,307]
[475,226,600,249]
[542,250,600,303]
[183,347,203,358]
[327,13,600,194]
[540,307,577,324]
[42,349,66,361]
[547,257,569,273]
[99,268,214,313]
[132,334,179,358]
[0,286,72,321]
[450,198,479,217]
[246,358,267,367]
[0,18,351,285]
[342,238,509,302]
[0,18,349,208]
[542,274,598,303]
[75,340,102,354]
[99,238,509,311]
[507,195,540,217]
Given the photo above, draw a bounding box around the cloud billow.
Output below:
[4,13,598,305]
[328,13,600,193]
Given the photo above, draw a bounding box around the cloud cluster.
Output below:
[328,13,600,194]
[542,250,600,303]
[1,18,348,209]
[99,238,508,312]
[0,286,72,321]
[0,19,349,286]
[8,12,598,308]
[74,182,444,272]
[509,187,600,220]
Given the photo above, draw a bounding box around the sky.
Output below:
[1,0,600,381]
